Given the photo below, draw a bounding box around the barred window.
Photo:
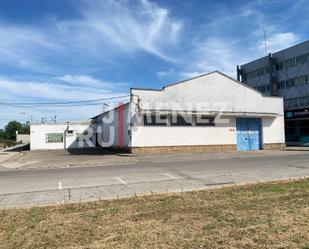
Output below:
[46,133,63,143]
[143,115,167,126]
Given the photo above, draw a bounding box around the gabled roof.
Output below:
[131,71,281,98]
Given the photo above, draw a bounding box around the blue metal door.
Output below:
[236,118,261,151]
[236,118,250,151]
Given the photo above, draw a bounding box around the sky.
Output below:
[0,0,308,128]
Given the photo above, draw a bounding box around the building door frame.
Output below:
[236,118,262,151]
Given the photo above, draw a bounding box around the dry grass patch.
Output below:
[0,179,309,249]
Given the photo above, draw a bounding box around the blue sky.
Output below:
[0,0,308,128]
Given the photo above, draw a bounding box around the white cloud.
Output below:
[181,38,250,77]
[55,74,130,89]
[180,71,206,79]
[0,0,183,75]
[0,0,306,127]
[157,68,175,77]
[0,24,59,72]
[0,0,183,126]
[258,32,299,54]
[0,78,127,101]
[0,76,129,126]
[79,0,183,61]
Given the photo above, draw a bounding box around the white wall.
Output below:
[16,133,30,144]
[130,72,285,148]
[262,116,286,144]
[30,123,96,150]
[131,116,286,147]
[131,118,236,147]
[131,72,284,115]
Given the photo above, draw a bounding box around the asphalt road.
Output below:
[1,151,309,208]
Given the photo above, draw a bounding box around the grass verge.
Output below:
[0,179,309,249]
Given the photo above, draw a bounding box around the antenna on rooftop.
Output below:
[50,115,57,124]
[262,22,268,56]
[41,117,47,124]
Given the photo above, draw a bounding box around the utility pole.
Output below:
[20,112,33,124]
[49,116,57,124]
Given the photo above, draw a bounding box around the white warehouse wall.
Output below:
[30,123,96,150]
[130,72,285,149]
[131,118,236,147]
[262,116,286,144]
[131,116,285,148]
[131,72,284,115]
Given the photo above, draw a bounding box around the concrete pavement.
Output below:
[1,150,309,208]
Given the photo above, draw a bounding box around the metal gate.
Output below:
[236,118,262,151]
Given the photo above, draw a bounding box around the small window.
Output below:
[285,99,299,109]
[171,115,192,126]
[67,130,74,134]
[302,54,308,64]
[275,62,284,71]
[295,75,308,86]
[296,56,302,65]
[286,79,295,87]
[46,133,63,143]
[278,80,286,89]
[196,116,215,126]
[143,115,167,126]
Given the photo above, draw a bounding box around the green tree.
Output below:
[20,122,30,134]
[4,121,25,140]
[0,128,6,139]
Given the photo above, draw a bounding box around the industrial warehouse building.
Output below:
[93,71,286,153]
[30,121,96,150]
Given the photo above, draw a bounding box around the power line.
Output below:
[0,95,129,105]
[0,95,130,108]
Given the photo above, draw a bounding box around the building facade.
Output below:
[30,121,96,150]
[94,71,285,153]
[237,40,309,145]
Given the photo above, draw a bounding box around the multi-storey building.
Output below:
[237,40,309,145]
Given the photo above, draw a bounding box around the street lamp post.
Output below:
[20,112,33,124]
[103,103,109,112]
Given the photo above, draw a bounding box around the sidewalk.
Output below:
[286,146,309,151]
[0,152,19,165]
[1,147,308,171]
[0,144,30,169]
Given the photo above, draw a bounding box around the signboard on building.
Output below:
[285,108,309,119]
